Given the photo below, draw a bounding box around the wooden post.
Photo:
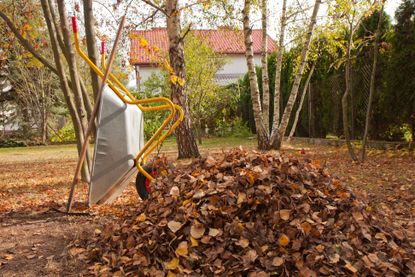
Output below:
[66,16,126,213]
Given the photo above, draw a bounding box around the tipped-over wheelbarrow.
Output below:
[68,16,183,209]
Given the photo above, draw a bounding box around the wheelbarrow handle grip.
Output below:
[101,41,105,55]
[71,16,78,34]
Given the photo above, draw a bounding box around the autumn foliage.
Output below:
[82,149,414,275]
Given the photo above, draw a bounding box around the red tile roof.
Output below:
[129,28,276,65]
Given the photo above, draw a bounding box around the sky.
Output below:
[385,0,400,21]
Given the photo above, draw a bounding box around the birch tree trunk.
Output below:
[342,21,358,161]
[271,0,287,133]
[361,2,384,162]
[243,0,269,149]
[270,0,321,148]
[287,62,316,141]
[260,0,270,132]
[166,0,200,158]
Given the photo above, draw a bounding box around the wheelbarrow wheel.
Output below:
[135,165,154,200]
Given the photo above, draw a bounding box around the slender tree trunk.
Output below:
[271,0,287,132]
[410,113,415,150]
[83,0,100,100]
[57,1,92,175]
[41,0,91,180]
[270,0,321,148]
[361,3,384,162]
[308,85,312,137]
[243,0,269,150]
[166,0,200,159]
[260,0,270,132]
[342,22,358,161]
[288,62,316,141]
[350,78,355,139]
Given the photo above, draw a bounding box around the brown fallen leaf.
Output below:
[242,249,257,264]
[329,253,340,264]
[190,221,205,239]
[344,262,357,273]
[167,221,183,233]
[272,257,284,267]
[208,228,220,237]
[235,238,249,248]
[279,209,291,221]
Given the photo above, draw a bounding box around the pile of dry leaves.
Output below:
[82,149,414,276]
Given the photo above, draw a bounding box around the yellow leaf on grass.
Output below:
[278,234,290,247]
[165,258,179,270]
[166,272,176,277]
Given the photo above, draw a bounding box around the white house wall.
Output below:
[137,54,263,88]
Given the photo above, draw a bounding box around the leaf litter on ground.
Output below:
[79,148,414,276]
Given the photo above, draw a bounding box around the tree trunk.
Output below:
[83,0,100,100]
[361,2,384,162]
[260,0,270,132]
[288,62,316,141]
[410,113,415,150]
[57,1,92,176]
[242,0,269,150]
[271,0,287,132]
[342,22,358,161]
[41,0,91,180]
[308,84,312,137]
[166,0,200,159]
[270,0,321,148]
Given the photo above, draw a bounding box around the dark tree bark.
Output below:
[342,21,358,161]
[165,0,200,159]
[361,2,384,162]
[83,0,100,100]
[41,0,91,180]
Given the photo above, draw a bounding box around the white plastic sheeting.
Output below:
[89,86,144,205]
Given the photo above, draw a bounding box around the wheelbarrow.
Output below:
[69,16,183,207]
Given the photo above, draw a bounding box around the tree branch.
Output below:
[0,10,58,75]
[140,0,168,16]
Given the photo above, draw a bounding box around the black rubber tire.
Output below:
[135,165,152,200]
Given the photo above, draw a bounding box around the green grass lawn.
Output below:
[0,136,256,163]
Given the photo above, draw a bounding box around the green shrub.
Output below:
[50,122,76,143]
[0,139,26,148]
[215,118,252,138]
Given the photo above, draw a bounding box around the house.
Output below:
[129,28,276,88]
